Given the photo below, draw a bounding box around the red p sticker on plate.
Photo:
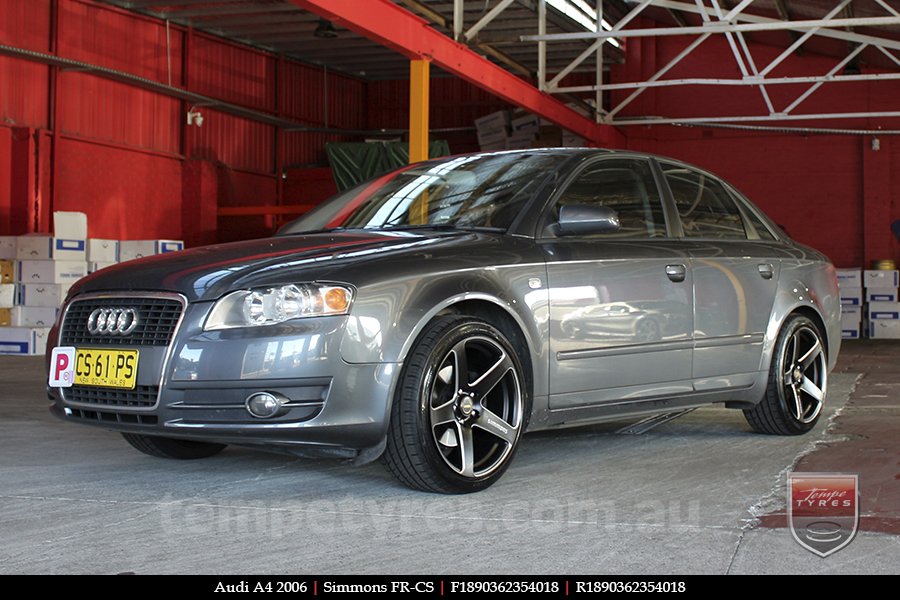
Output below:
[49,346,76,388]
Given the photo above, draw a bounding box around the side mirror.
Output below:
[557,204,620,236]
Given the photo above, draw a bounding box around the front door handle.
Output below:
[758,263,774,280]
[665,264,686,283]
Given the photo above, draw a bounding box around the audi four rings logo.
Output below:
[87,308,140,335]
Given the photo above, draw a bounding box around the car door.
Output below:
[657,160,782,390]
[542,157,694,409]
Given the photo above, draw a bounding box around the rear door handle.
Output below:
[758,263,774,280]
[665,264,686,283]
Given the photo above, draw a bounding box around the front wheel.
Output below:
[382,316,528,493]
[744,314,828,435]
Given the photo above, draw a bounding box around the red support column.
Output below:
[291,0,624,147]
[181,160,219,248]
[9,128,51,234]
[48,0,60,233]
[273,54,286,230]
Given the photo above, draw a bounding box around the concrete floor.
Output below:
[1,344,897,574]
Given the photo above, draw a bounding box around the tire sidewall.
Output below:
[408,319,529,492]
[772,315,825,433]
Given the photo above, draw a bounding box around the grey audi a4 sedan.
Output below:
[46,149,841,493]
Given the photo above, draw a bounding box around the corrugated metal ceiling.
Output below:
[95,1,900,83]
[98,0,627,80]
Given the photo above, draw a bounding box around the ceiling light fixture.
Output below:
[314,19,338,39]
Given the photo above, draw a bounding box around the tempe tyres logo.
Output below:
[788,472,859,557]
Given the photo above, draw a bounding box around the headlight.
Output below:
[204,283,354,330]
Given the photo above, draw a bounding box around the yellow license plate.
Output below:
[74,349,139,389]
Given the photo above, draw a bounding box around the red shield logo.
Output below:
[788,473,859,557]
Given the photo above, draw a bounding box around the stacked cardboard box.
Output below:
[475,110,510,152]
[88,239,119,273]
[506,113,540,149]
[0,212,88,354]
[119,239,183,262]
[864,269,900,339]
[0,211,185,355]
[836,269,862,338]
[0,239,15,327]
[841,305,862,339]
[475,103,596,152]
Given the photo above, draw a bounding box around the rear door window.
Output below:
[660,162,748,240]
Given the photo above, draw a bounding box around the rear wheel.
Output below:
[382,316,528,493]
[121,433,227,459]
[744,314,827,435]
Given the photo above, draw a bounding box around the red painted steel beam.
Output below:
[290,0,624,146]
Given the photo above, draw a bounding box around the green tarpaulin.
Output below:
[325,141,452,191]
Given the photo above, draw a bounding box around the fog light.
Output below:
[245,392,288,419]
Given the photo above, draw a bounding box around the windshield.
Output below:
[279,152,568,234]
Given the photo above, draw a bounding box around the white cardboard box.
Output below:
[119,240,184,262]
[839,287,862,306]
[836,268,862,288]
[474,110,509,132]
[476,128,508,147]
[16,235,54,260]
[505,132,536,150]
[54,211,88,239]
[841,305,861,323]
[842,327,860,339]
[864,269,899,288]
[867,301,900,320]
[0,236,16,260]
[89,261,118,273]
[866,287,899,303]
[16,235,87,261]
[0,283,17,308]
[479,141,507,152]
[19,283,72,308]
[52,210,88,261]
[17,260,87,284]
[11,306,58,327]
[869,319,900,339]
[841,306,861,339]
[510,114,540,134]
[0,327,50,355]
[87,239,119,263]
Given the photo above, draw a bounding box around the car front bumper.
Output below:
[48,296,398,460]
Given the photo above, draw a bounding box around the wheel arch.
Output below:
[765,272,841,374]
[790,305,829,354]
[433,298,535,403]
[398,294,539,399]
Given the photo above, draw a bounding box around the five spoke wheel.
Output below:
[779,326,827,424]
[744,314,828,435]
[429,336,521,478]
[383,316,528,493]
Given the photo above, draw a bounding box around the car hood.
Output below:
[70,230,465,302]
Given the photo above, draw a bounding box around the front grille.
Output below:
[64,385,159,408]
[68,408,159,426]
[60,296,183,347]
